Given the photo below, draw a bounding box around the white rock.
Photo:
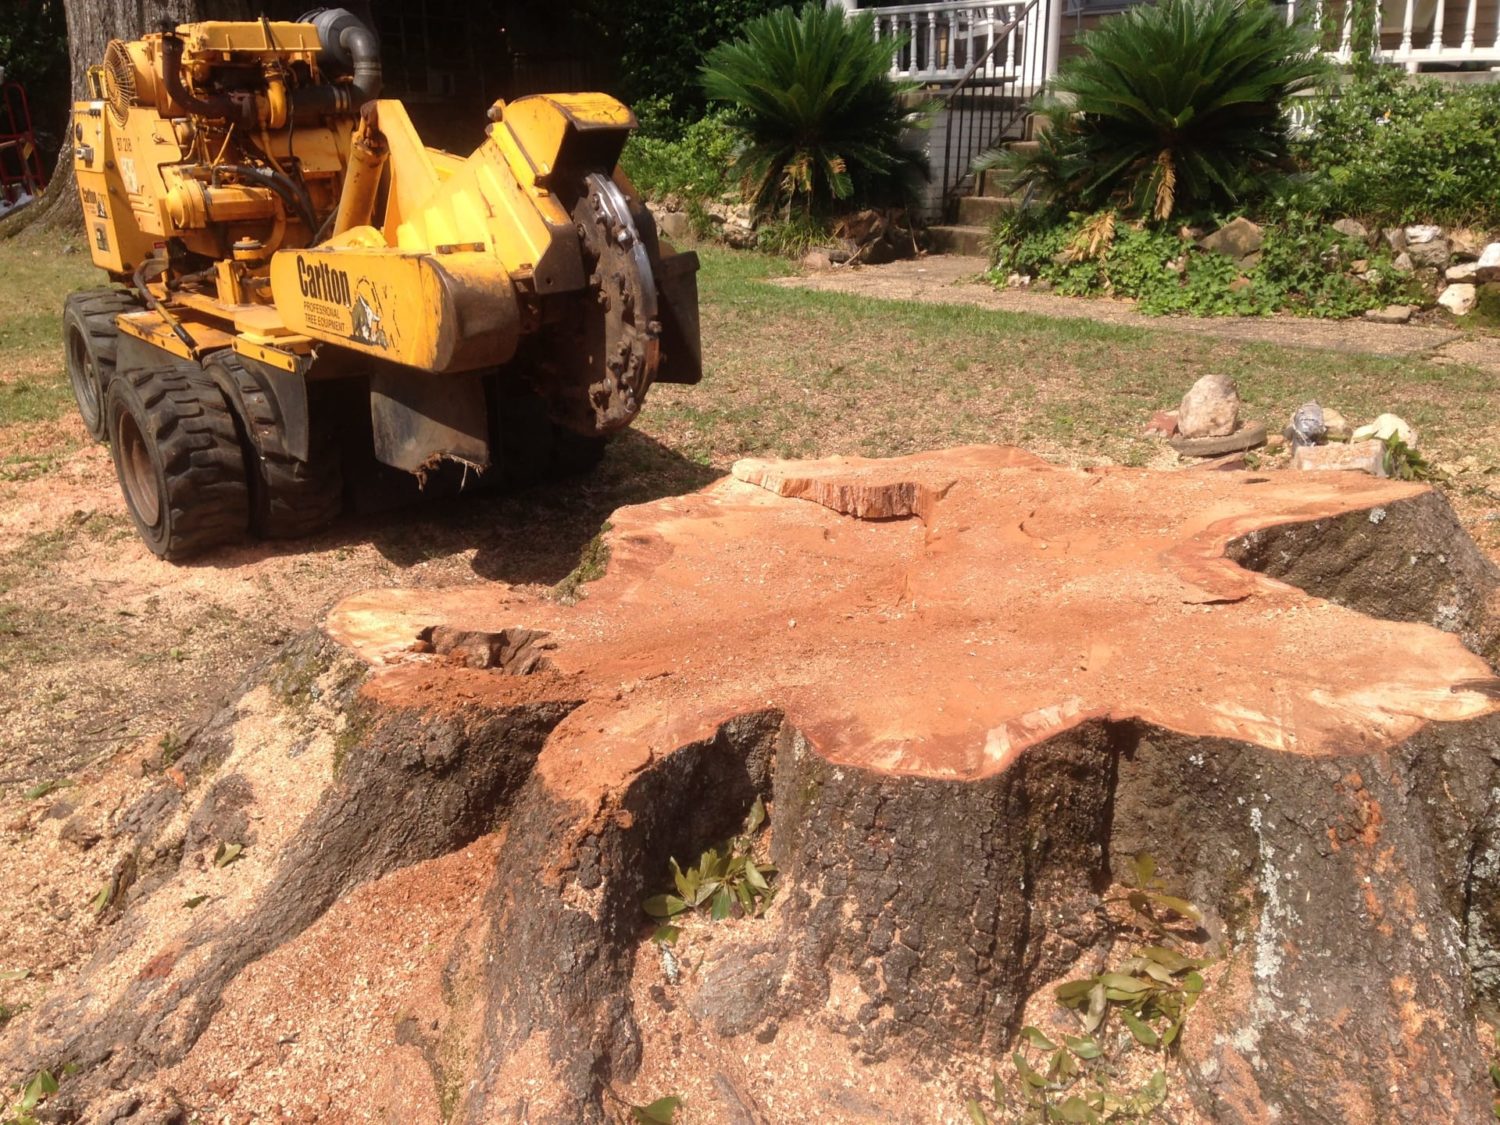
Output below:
[1476,242,1500,283]
[1352,413,1418,448]
[1446,262,1478,282]
[1392,252,1414,273]
[1437,282,1477,315]
[1405,224,1444,244]
[1177,373,1240,439]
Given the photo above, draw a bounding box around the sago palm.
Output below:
[700,2,928,217]
[980,0,1326,220]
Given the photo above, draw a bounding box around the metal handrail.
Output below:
[938,0,1046,212]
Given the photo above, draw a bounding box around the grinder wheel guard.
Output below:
[561,171,662,435]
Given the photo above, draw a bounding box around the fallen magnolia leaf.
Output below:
[213,842,244,868]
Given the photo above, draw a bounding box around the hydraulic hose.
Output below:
[158,23,246,126]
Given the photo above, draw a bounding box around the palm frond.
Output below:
[701,2,929,216]
[985,0,1326,219]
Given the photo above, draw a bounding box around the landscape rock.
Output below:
[1449,228,1483,260]
[654,210,692,244]
[1382,227,1407,254]
[1446,262,1479,282]
[1364,304,1414,324]
[1198,216,1264,263]
[1332,217,1371,244]
[1144,408,1179,437]
[1476,242,1500,282]
[705,200,758,249]
[1322,406,1351,442]
[1177,372,1240,438]
[1438,282,1477,315]
[1292,439,1389,476]
[1405,223,1444,245]
[1406,237,1451,270]
[1286,401,1327,447]
[1392,251,1414,273]
[1353,413,1418,447]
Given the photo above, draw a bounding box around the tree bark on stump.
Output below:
[2,448,1497,1123]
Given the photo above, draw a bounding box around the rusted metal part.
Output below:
[557,172,661,434]
[369,367,490,474]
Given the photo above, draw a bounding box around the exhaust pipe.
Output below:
[301,8,383,114]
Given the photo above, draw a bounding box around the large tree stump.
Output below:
[3,447,1498,1123]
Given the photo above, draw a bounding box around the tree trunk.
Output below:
[2,0,248,237]
[2,448,1498,1123]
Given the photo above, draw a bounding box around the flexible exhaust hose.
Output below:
[299,9,383,114]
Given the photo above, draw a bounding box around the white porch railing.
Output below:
[871,0,1059,95]
[1287,0,1500,72]
[867,0,1500,85]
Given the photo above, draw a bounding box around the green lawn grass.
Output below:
[641,248,1495,474]
[0,234,1493,484]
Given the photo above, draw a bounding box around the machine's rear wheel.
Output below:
[105,364,250,560]
[63,289,139,441]
[204,351,343,539]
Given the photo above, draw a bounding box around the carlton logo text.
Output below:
[296,256,352,305]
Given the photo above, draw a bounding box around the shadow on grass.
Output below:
[181,429,722,588]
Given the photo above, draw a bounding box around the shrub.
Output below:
[988,208,1413,317]
[982,0,1326,221]
[700,2,928,218]
[620,109,742,204]
[1291,70,1500,227]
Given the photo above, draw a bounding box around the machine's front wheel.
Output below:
[106,364,250,560]
[63,289,139,441]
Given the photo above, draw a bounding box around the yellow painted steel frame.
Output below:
[267,94,638,373]
[78,23,639,379]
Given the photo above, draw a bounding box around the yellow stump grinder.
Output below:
[64,9,700,558]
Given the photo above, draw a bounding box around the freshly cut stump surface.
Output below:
[5,446,1499,1124]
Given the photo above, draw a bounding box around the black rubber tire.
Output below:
[105,363,250,560]
[203,350,343,540]
[63,289,139,442]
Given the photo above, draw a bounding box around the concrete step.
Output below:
[956,194,1019,225]
[926,224,990,257]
